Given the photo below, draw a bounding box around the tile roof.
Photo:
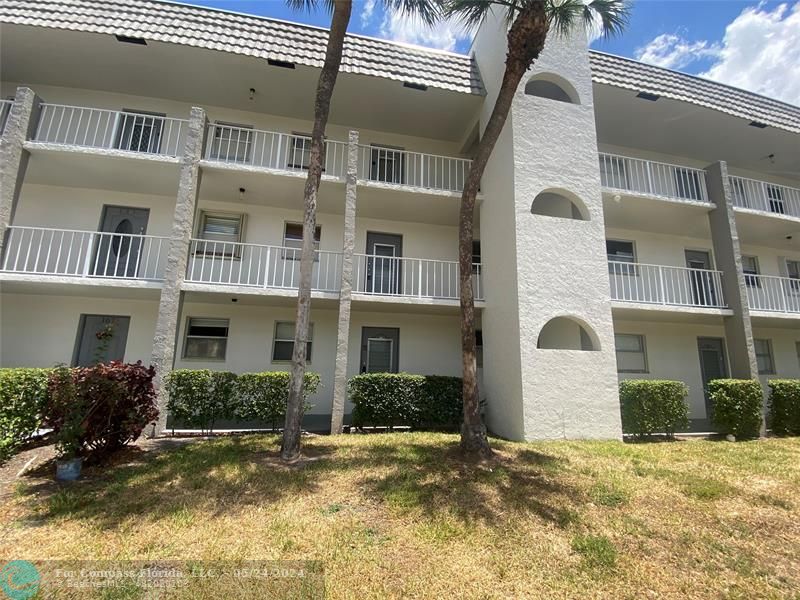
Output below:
[1,0,797,134]
[589,51,800,135]
[0,0,485,95]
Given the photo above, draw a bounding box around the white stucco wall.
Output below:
[0,291,158,366]
[752,326,800,386]
[614,319,729,420]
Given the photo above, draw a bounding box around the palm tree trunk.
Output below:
[282,0,353,462]
[459,5,549,455]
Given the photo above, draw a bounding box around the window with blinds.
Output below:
[183,317,229,360]
[283,222,321,261]
[272,321,313,362]
[196,212,245,256]
[615,334,648,373]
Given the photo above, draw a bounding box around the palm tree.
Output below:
[444,0,629,456]
[282,0,441,462]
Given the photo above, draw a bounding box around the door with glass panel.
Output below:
[360,327,399,373]
[95,206,150,277]
[697,337,728,424]
[73,315,130,367]
[365,233,402,295]
[685,250,716,306]
[114,109,165,153]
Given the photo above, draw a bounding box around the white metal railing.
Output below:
[353,254,483,300]
[1,226,168,280]
[608,260,726,308]
[186,239,342,292]
[745,274,800,313]
[357,145,470,193]
[0,99,13,135]
[599,153,709,203]
[729,176,800,219]
[204,124,349,178]
[34,104,188,157]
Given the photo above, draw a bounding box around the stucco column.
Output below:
[705,161,765,434]
[706,161,759,380]
[148,107,207,436]
[330,130,359,434]
[0,87,42,255]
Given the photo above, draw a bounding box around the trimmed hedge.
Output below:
[0,368,52,462]
[768,380,800,436]
[165,370,320,433]
[708,379,763,439]
[349,373,463,430]
[619,380,689,438]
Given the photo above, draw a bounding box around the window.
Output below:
[787,260,800,293]
[209,121,252,163]
[754,338,775,374]
[195,212,245,256]
[288,133,312,169]
[283,222,321,260]
[183,318,228,360]
[615,334,648,373]
[272,321,313,362]
[114,109,165,153]
[370,145,405,184]
[476,330,483,368]
[742,255,760,287]
[767,185,785,214]
[607,240,636,275]
[674,168,703,201]
[472,240,481,274]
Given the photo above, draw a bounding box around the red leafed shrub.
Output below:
[45,362,158,458]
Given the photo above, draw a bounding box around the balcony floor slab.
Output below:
[611,300,732,323]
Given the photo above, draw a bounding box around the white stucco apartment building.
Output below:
[1,0,798,439]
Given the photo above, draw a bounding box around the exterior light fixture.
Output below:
[249,88,255,101]
[239,187,246,201]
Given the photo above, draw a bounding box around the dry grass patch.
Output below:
[1,433,799,598]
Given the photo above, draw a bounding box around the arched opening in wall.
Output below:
[524,74,580,105]
[537,317,600,351]
[531,189,589,220]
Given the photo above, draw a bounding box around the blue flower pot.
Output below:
[55,457,83,481]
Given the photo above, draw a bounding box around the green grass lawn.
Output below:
[3,433,800,598]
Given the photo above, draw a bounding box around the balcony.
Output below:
[1,226,169,281]
[746,274,800,314]
[185,239,343,293]
[353,254,483,301]
[202,123,471,194]
[608,260,726,309]
[729,176,800,220]
[32,103,188,158]
[599,153,710,204]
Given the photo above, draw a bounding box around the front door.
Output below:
[685,249,716,306]
[73,314,131,366]
[366,232,402,295]
[697,337,728,423]
[360,327,400,374]
[95,206,150,277]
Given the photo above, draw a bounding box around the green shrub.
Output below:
[0,368,53,462]
[348,373,463,429]
[166,369,321,432]
[165,370,238,433]
[235,371,320,429]
[768,380,800,436]
[619,380,689,438]
[708,379,763,439]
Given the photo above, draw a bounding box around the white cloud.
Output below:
[379,9,469,52]
[361,0,376,28]
[700,2,800,106]
[634,33,721,70]
[634,2,800,106]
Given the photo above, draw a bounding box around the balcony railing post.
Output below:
[658,265,666,305]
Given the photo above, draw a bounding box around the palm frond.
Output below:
[285,0,336,14]
[384,0,444,28]
[443,0,521,29]
[547,0,629,39]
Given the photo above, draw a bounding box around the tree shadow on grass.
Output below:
[14,433,581,531]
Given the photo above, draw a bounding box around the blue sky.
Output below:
[178,0,800,105]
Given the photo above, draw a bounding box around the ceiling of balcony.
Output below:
[594,84,799,184]
[0,25,482,144]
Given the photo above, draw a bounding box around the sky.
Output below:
[179,0,800,106]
